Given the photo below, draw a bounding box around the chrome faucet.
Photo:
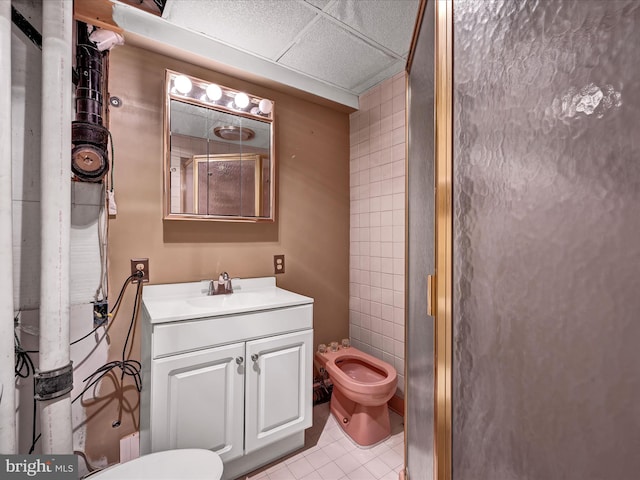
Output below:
[208,272,233,295]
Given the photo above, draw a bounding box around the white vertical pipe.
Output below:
[39,0,73,454]
[0,0,17,455]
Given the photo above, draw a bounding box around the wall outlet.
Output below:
[274,254,285,274]
[93,300,108,328]
[131,258,149,283]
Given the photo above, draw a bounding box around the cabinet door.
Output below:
[151,342,245,462]
[245,329,313,454]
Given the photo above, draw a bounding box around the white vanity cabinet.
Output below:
[150,341,245,461]
[244,330,312,454]
[139,277,314,480]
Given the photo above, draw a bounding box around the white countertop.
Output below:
[142,276,314,324]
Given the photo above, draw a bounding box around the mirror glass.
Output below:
[164,70,275,221]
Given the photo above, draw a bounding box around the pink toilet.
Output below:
[315,346,397,447]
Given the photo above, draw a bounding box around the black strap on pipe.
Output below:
[34,363,74,401]
[11,5,42,50]
[154,0,168,14]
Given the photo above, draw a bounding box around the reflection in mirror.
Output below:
[164,70,275,222]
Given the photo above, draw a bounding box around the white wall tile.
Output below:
[392,143,405,162]
[360,256,370,271]
[370,286,381,304]
[381,288,394,306]
[392,176,405,194]
[380,146,392,165]
[393,275,404,293]
[392,159,405,178]
[370,196,381,212]
[370,180,381,197]
[393,258,404,275]
[380,257,393,274]
[349,74,406,390]
[380,130,392,149]
[393,226,405,243]
[381,304,394,322]
[371,301,381,318]
[392,126,405,146]
[383,335,394,353]
[393,292,404,308]
[392,209,405,226]
[380,211,392,226]
[360,299,370,315]
[393,323,404,341]
[370,150,381,167]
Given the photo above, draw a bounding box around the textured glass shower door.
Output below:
[450,1,640,479]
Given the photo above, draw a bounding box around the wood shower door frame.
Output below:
[434,1,453,480]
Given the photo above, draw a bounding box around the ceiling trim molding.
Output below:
[111,2,360,109]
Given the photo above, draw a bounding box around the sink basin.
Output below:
[141,277,314,324]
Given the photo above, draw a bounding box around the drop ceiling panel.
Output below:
[302,0,333,9]
[278,17,398,91]
[162,0,319,60]
[324,0,420,57]
[109,0,421,107]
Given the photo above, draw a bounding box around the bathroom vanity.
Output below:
[140,277,313,480]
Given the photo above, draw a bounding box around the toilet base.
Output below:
[330,388,391,447]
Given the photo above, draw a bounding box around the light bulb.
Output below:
[250,107,260,115]
[174,75,192,94]
[259,99,273,115]
[234,92,250,109]
[206,84,222,101]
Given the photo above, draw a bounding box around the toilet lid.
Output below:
[90,449,223,480]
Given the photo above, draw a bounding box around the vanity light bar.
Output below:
[168,71,273,121]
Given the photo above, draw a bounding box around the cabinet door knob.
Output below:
[251,354,259,362]
[236,356,243,364]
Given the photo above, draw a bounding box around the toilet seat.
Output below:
[318,348,397,405]
[88,449,223,479]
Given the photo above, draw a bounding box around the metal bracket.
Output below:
[34,363,74,401]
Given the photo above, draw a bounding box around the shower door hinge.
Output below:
[427,274,436,317]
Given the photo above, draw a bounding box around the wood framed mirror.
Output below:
[164,70,275,222]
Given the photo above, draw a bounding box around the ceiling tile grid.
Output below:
[162,0,318,60]
[116,0,420,104]
[322,0,420,57]
[277,16,399,91]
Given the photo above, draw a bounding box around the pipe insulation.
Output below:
[0,0,17,455]
[38,0,73,454]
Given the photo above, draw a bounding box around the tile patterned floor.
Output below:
[236,403,404,480]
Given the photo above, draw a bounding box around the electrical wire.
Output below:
[72,278,143,404]
[108,273,138,315]
[14,312,39,454]
[23,272,143,453]
[28,390,38,454]
[14,331,35,379]
[108,129,115,193]
[23,273,138,355]
[94,196,108,303]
